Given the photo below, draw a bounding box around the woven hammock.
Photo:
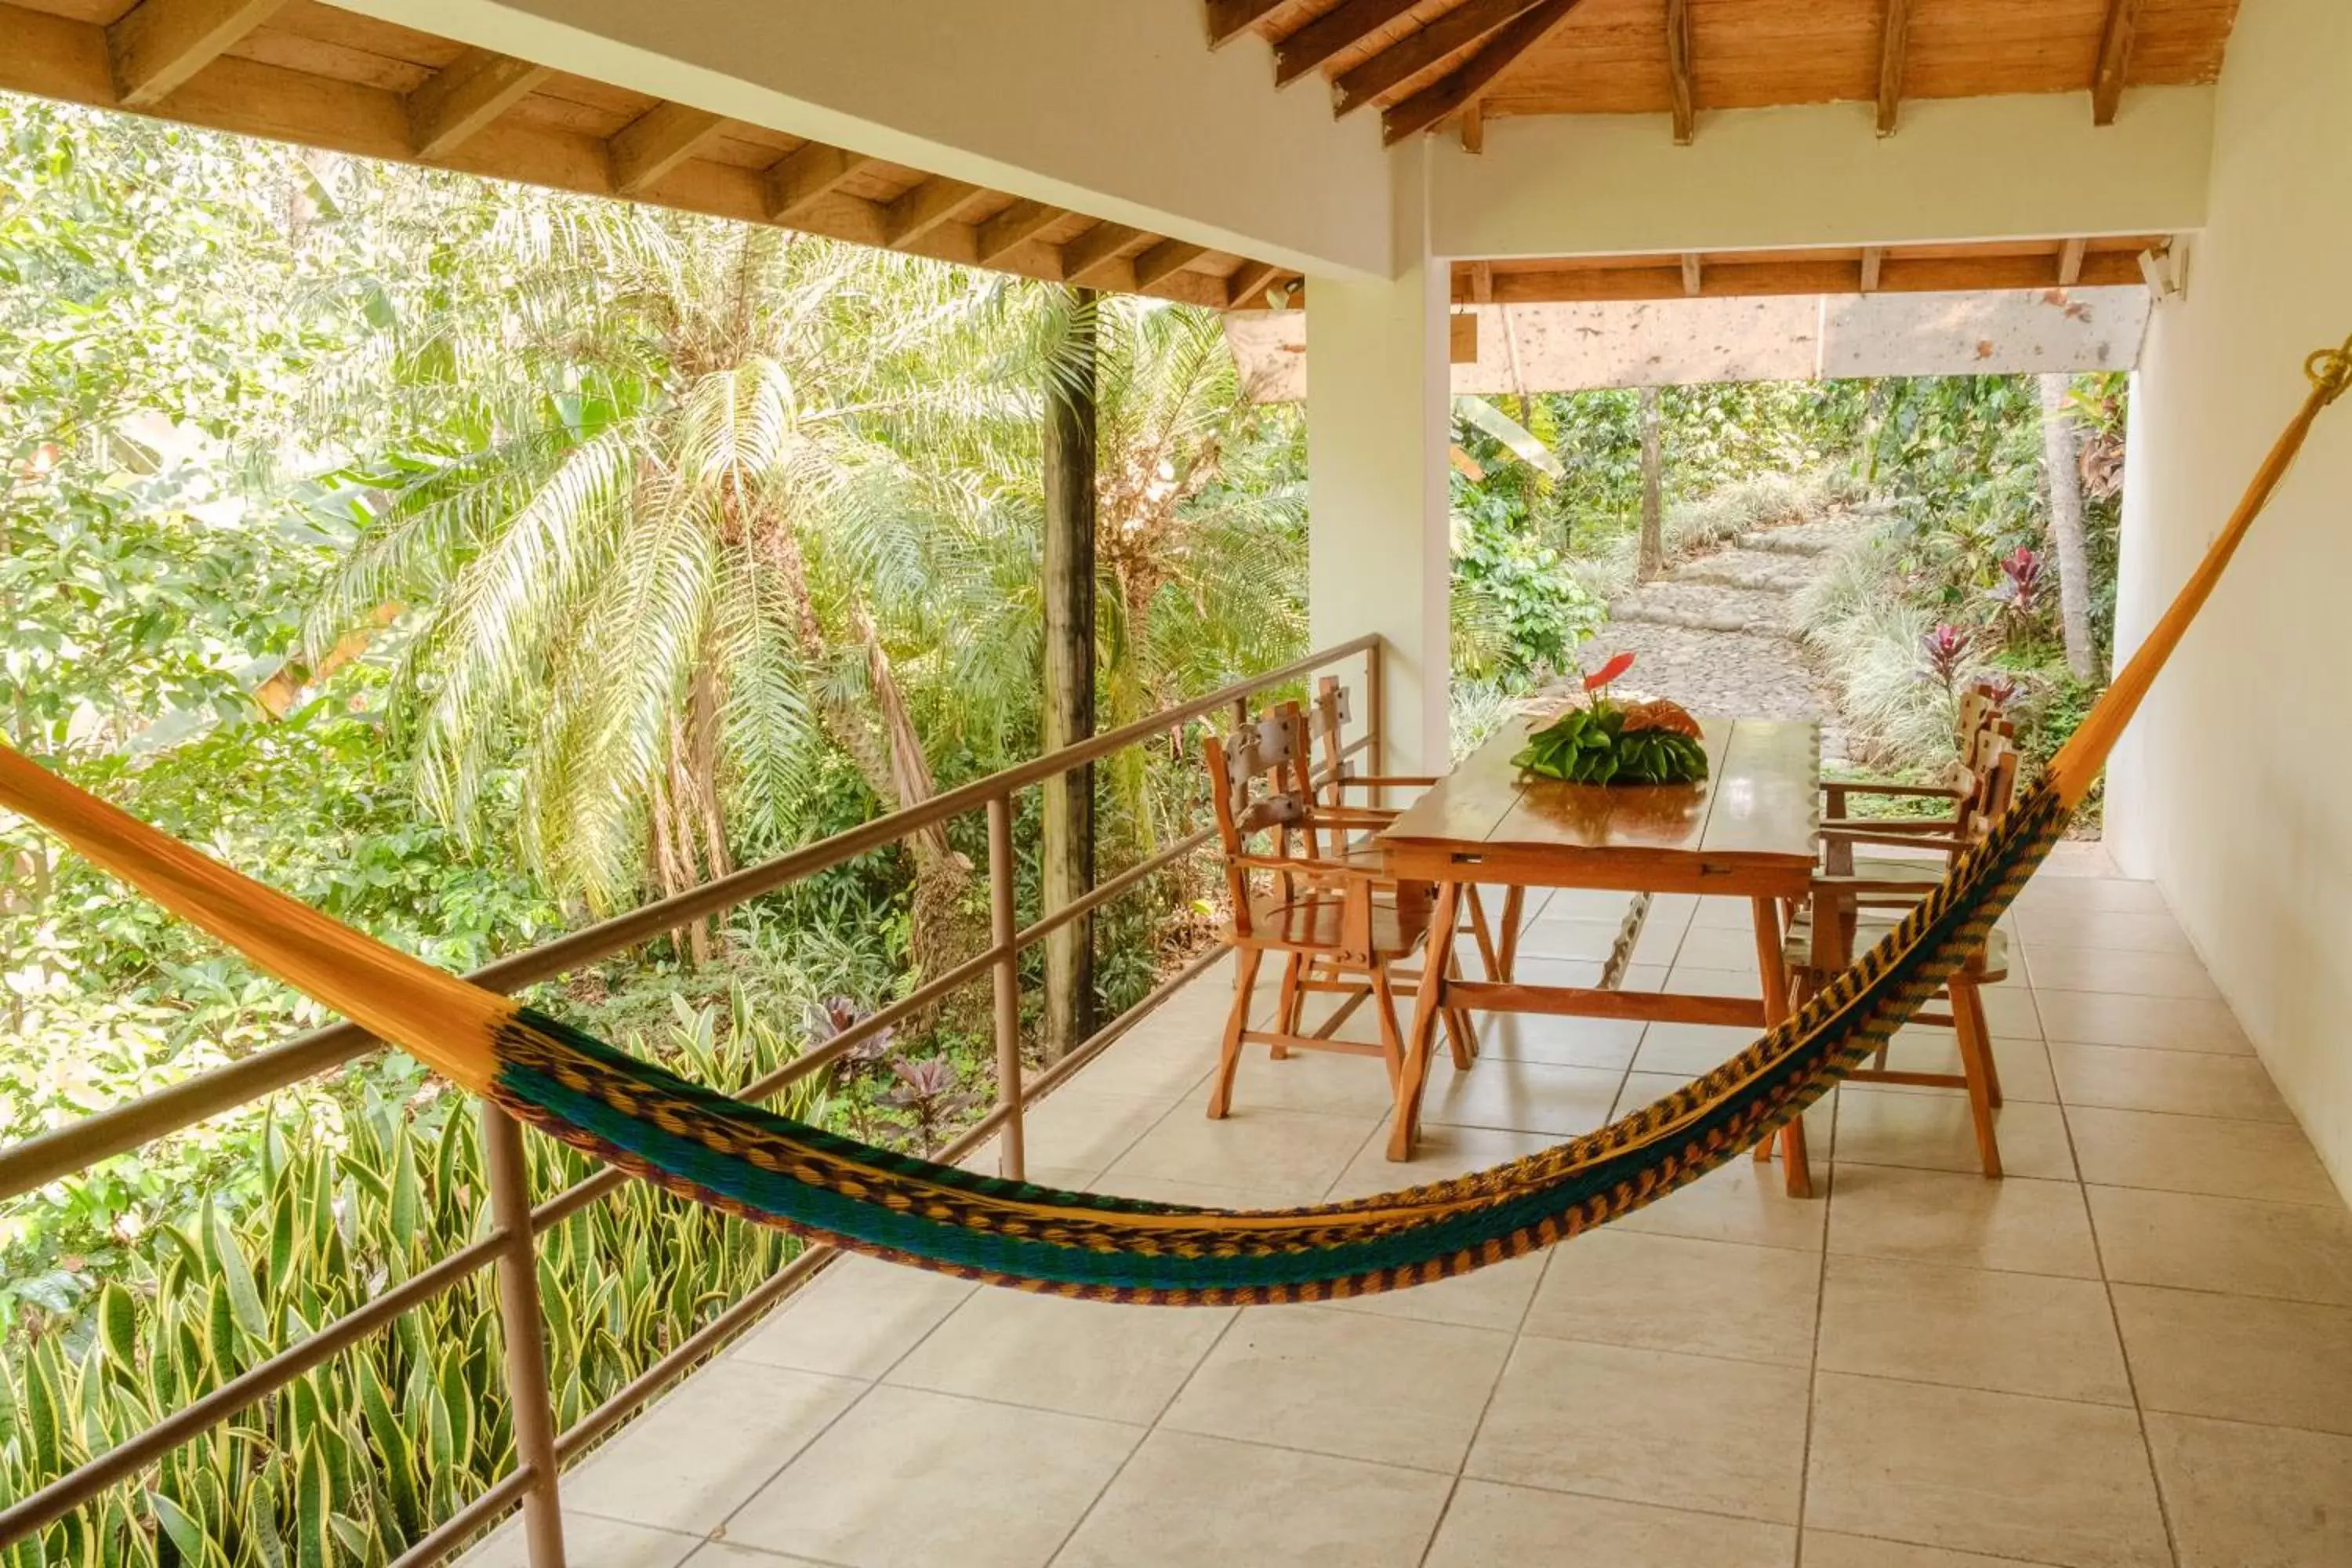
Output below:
[2,342,2343,1306]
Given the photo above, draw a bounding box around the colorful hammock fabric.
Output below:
[1,341,2343,1305]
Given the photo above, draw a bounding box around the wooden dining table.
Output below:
[1376,712,1823,1193]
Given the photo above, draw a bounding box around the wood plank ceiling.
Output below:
[0,0,1302,310]
[1208,0,2240,147]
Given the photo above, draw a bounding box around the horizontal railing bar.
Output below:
[0,637,1373,1202]
[387,1466,538,1568]
[1014,826,1214,949]
[0,1229,512,1544]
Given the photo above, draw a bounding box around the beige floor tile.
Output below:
[1805,1372,2169,1568]
[1672,922,1766,972]
[1691,895,1753,928]
[1974,985,2041,1038]
[1510,955,1607,990]
[1515,916,1622,961]
[1160,1305,1511,1471]
[1052,1430,1452,1568]
[681,1546,829,1568]
[1323,1122,1560,1201]
[1635,1021,1760,1076]
[1817,1253,2131,1405]
[1323,1251,1548,1333]
[2064,1105,2340,1204]
[1216,1041,1407,1116]
[1828,1165,2100,1279]
[1526,1230,1820,1367]
[2011,906,2193,953]
[465,1512,702,1568]
[1661,964,1762,999]
[2034,989,2251,1054]
[1425,1480,1795,1568]
[1071,1030,1215,1102]
[732,1254,976,1381]
[1834,1091,2075,1181]
[1477,1010,1645,1069]
[2012,877,2170,915]
[2089,1185,2352,1305]
[1017,1090,1187,1175]
[1801,1532,2068,1568]
[1106,1104,1374,1203]
[565,1363,862,1534]
[1466,1338,1809,1524]
[2147,1413,2352,1568]
[1617,1153,1829,1253]
[2049,1041,2292,1122]
[885,1286,1232,1425]
[1548,887,1663,925]
[2024,942,2219,999]
[1417,1058,1624,1137]
[2113,1283,2352,1435]
[727,1385,1138,1568]
[1865,1028,2057,1104]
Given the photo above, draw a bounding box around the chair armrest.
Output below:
[1232,853,1379,880]
[1818,829,1970,855]
[1820,815,1963,833]
[1334,774,1443,789]
[1820,780,1964,800]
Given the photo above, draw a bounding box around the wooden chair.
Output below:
[1203,711,1450,1123]
[1820,684,2008,844]
[1778,738,2023,1178]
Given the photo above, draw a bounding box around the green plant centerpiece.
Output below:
[1513,652,1710,786]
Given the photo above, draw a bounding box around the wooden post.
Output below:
[1041,287,1098,1063]
[987,795,1026,1178]
[480,1105,567,1568]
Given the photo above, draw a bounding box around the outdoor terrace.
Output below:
[470,845,2352,1568]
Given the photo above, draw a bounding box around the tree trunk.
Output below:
[1041,288,1099,1064]
[2039,373,2096,681]
[1636,386,1666,583]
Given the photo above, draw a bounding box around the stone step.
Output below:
[1733,517,1875,557]
[1668,549,1818,593]
[1610,582,1793,633]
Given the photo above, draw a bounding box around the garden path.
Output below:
[1592,515,1871,767]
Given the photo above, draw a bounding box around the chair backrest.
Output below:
[1203,706,1317,938]
[1962,731,2022,839]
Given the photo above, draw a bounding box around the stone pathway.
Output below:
[1586,514,1873,766]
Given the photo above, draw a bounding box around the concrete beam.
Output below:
[1430,89,2215,259]
[327,0,1396,281]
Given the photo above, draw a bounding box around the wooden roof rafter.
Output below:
[1457,234,2173,305]
[1380,0,1591,145]
[0,0,1301,315]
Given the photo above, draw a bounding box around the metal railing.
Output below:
[0,635,1385,1566]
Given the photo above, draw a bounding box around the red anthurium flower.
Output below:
[1583,651,1635,692]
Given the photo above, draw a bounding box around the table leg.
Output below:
[1751,895,1813,1200]
[1389,880,1461,1162]
[1497,885,1525,983]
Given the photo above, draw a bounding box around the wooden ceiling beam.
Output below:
[408,46,550,159]
[763,142,872,222]
[1062,221,1149,284]
[608,102,728,195]
[1875,0,1912,136]
[1860,246,1884,292]
[1225,260,1285,309]
[1665,0,1695,145]
[975,198,1062,263]
[884,177,984,247]
[2056,236,2088,287]
[1205,0,1292,48]
[1379,0,1588,143]
[1459,98,1485,152]
[1680,253,1702,296]
[2092,0,2141,126]
[1132,238,1210,289]
[1273,0,1418,87]
[1469,260,1495,303]
[1468,245,2154,304]
[107,0,288,107]
[1337,0,1548,117]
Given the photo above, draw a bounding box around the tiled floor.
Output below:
[472,847,2352,1568]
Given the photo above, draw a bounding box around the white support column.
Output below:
[1307,147,1452,775]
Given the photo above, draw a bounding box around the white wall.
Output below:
[1431,90,2215,259]
[330,0,1396,279]
[2107,0,2352,1196]
[1306,147,1452,774]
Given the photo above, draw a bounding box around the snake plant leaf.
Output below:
[205,1285,241,1378]
[388,1133,422,1247]
[208,1206,267,1340]
[96,1282,139,1375]
[354,1360,422,1540]
[148,1490,212,1568]
[295,1441,333,1568]
[24,1340,64,1474]
[325,1516,370,1566]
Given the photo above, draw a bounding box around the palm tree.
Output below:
[310,200,1006,992]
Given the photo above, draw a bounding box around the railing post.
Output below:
[986,794,1025,1180]
[1364,640,1386,808]
[481,1104,566,1568]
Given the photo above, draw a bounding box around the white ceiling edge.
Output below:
[1226,285,2154,401]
